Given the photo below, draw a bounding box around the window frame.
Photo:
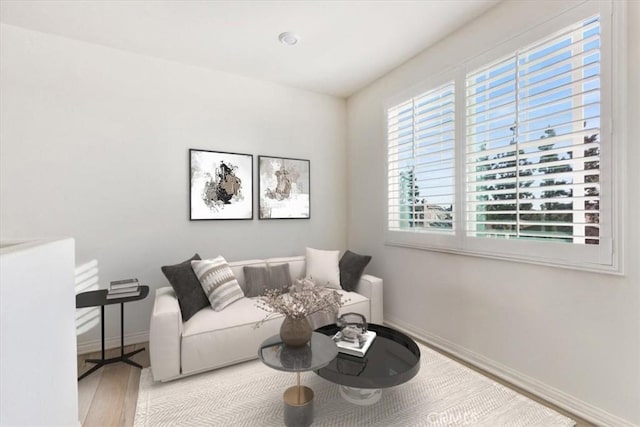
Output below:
[384,0,624,274]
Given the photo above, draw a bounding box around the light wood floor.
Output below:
[77,343,149,427]
[77,341,593,426]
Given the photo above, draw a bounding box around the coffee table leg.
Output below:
[339,386,382,405]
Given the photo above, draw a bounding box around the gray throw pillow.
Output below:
[243,266,270,298]
[244,263,292,296]
[339,250,372,292]
[269,263,292,293]
[161,254,209,322]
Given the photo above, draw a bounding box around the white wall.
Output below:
[347,1,639,426]
[0,24,347,352]
[0,238,78,426]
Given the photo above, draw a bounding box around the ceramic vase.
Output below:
[280,316,312,347]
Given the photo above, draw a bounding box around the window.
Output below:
[388,82,455,233]
[466,17,601,245]
[386,1,619,272]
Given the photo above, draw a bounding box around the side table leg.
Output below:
[120,302,125,357]
[284,373,313,427]
[78,305,106,381]
[101,305,105,360]
[118,300,145,368]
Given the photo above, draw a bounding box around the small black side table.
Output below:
[76,285,149,381]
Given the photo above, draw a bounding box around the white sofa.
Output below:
[149,255,383,382]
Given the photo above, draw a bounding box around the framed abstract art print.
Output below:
[190,149,253,220]
[258,156,310,219]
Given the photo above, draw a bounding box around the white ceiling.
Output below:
[0,0,500,98]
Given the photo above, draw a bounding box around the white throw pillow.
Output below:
[191,256,244,311]
[305,247,340,289]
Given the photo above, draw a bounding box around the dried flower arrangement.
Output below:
[255,279,347,328]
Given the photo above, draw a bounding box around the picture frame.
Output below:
[190,149,253,220]
[258,156,310,219]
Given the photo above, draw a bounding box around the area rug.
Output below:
[134,343,575,426]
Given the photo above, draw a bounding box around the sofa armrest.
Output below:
[149,287,183,382]
[353,274,383,324]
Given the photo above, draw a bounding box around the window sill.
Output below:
[384,239,623,276]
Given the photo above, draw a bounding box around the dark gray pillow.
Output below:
[269,263,292,293]
[339,250,372,292]
[161,254,209,322]
[243,266,270,297]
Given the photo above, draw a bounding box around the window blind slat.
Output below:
[466,194,599,206]
[466,57,517,92]
[466,76,516,100]
[467,153,601,179]
[466,89,516,111]
[518,74,599,105]
[518,47,599,86]
[518,19,599,67]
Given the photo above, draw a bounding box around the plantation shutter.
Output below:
[465,17,601,245]
[388,82,455,233]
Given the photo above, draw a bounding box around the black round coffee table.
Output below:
[315,323,420,405]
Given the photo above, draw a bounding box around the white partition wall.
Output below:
[0,238,78,426]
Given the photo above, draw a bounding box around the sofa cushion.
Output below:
[184,297,276,335]
[305,247,340,289]
[191,257,244,311]
[160,253,209,322]
[181,297,283,375]
[339,250,372,292]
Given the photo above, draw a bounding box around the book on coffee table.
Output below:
[332,330,376,357]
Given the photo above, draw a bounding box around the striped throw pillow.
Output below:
[191,256,244,311]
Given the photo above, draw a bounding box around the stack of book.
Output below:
[107,278,141,299]
[333,330,377,357]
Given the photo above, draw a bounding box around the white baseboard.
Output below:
[385,316,637,427]
[76,331,149,355]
